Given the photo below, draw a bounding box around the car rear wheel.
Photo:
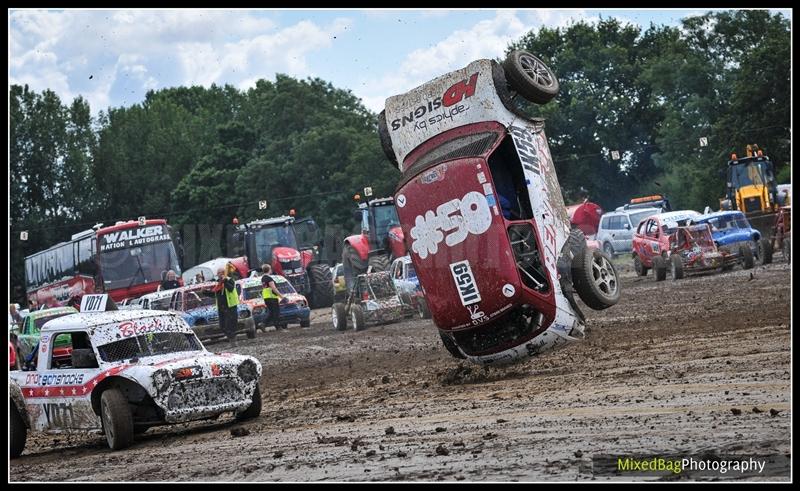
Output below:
[603,242,615,257]
[633,254,649,276]
[10,403,26,459]
[332,303,347,331]
[653,256,667,282]
[757,238,773,265]
[439,332,466,359]
[740,245,755,269]
[236,384,262,421]
[573,247,620,310]
[351,304,366,331]
[101,389,134,451]
[502,50,560,104]
[417,297,432,319]
[246,319,256,339]
[300,318,311,328]
[670,254,684,280]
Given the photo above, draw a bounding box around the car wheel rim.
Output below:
[591,255,617,296]
[518,53,555,88]
[604,244,613,255]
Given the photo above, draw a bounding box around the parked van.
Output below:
[597,207,661,257]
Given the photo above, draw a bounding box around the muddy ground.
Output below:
[10,259,792,482]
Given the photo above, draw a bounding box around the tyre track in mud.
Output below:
[10,262,791,481]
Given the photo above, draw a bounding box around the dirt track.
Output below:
[10,259,792,482]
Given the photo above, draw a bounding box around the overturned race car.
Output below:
[377,50,620,365]
[10,308,262,457]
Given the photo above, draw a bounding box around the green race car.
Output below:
[13,306,78,366]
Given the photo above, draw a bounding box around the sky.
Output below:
[8,8,793,115]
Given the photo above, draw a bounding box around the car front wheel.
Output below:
[101,389,134,451]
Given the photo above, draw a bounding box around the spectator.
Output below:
[260,264,285,330]
[212,264,240,347]
[159,270,181,291]
[9,303,22,324]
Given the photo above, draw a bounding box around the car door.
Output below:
[30,330,102,431]
[17,315,39,362]
[615,214,635,252]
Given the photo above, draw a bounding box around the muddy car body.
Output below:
[631,210,701,277]
[378,51,620,365]
[168,282,256,341]
[9,309,262,457]
[666,224,746,280]
[331,271,414,331]
[236,276,311,329]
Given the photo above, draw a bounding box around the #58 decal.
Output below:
[410,191,492,259]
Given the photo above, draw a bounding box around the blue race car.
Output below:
[169,282,256,341]
[692,211,772,264]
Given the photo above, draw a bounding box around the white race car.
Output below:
[10,309,262,457]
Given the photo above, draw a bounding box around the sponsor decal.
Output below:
[502,284,516,298]
[99,225,170,251]
[421,165,447,184]
[450,260,481,306]
[390,73,479,131]
[396,194,407,208]
[410,191,493,259]
[118,317,175,338]
[477,172,486,184]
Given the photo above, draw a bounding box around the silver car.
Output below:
[597,207,661,256]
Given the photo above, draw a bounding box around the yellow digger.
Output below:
[720,144,784,238]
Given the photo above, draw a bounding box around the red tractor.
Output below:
[342,196,408,289]
[228,215,334,308]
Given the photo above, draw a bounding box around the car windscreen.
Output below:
[243,285,262,300]
[97,332,202,363]
[629,210,657,229]
[275,281,296,295]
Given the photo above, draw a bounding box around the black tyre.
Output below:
[757,238,773,265]
[572,247,620,310]
[332,303,347,331]
[308,263,335,309]
[236,384,262,421]
[653,256,667,282]
[378,109,397,164]
[342,243,366,291]
[603,242,615,257]
[633,254,649,276]
[100,389,134,451]
[439,332,465,359]
[783,237,791,264]
[502,50,560,104]
[670,254,684,280]
[417,297,432,319]
[740,245,755,270]
[300,318,311,328]
[351,304,366,331]
[367,254,391,273]
[10,403,26,459]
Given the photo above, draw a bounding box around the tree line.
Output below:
[9,10,790,303]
